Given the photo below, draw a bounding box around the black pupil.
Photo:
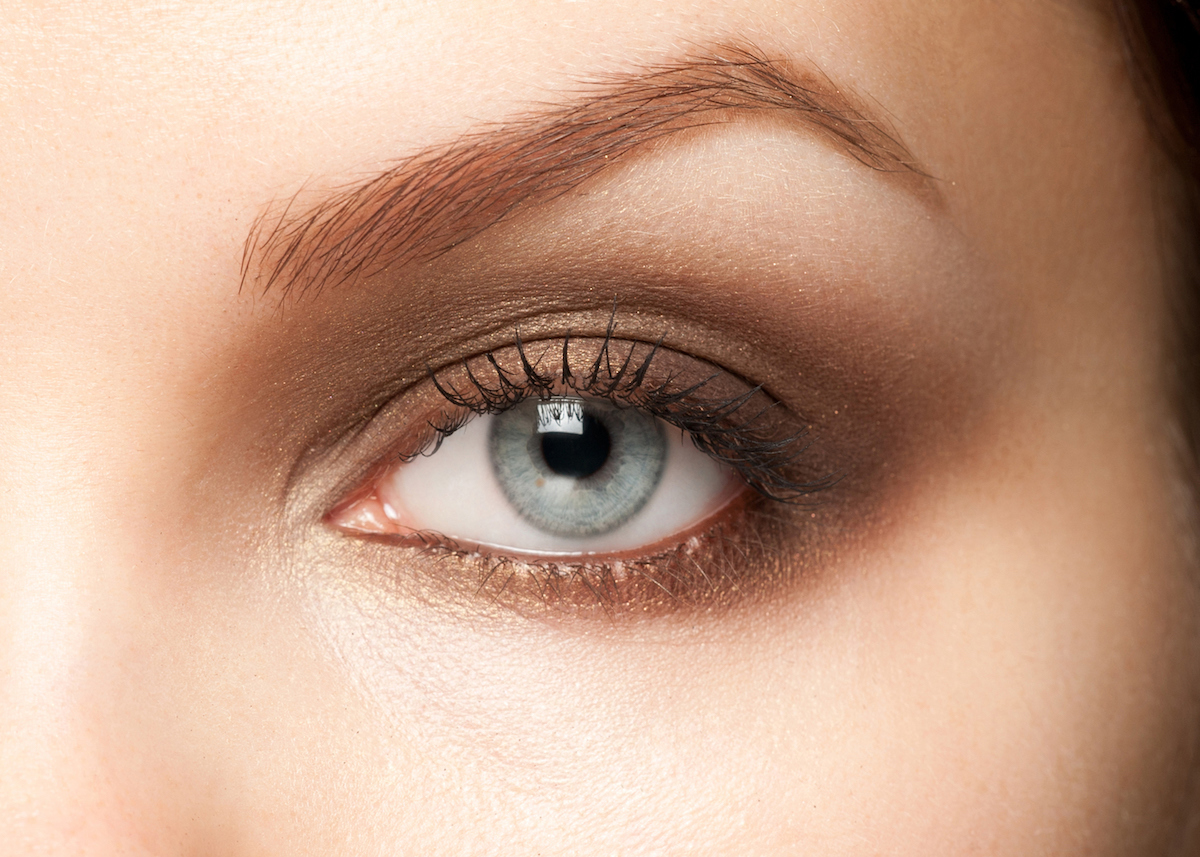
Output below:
[541,413,611,478]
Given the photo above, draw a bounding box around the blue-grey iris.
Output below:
[489,397,667,537]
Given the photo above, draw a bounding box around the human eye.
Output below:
[326,326,832,616]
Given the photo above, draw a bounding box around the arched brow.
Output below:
[241,43,931,301]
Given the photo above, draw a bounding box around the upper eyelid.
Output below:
[416,333,835,504]
[240,41,934,304]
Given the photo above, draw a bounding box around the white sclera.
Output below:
[377,412,737,555]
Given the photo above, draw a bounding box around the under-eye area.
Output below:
[326,330,841,616]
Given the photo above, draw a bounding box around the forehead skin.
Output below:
[1,0,1199,855]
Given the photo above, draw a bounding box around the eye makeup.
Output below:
[226,117,998,627]
[324,327,839,615]
[300,281,990,622]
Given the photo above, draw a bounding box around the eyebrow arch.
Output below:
[242,43,931,300]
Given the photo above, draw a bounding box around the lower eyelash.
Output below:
[391,492,802,618]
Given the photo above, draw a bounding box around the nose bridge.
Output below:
[0,397,174,854]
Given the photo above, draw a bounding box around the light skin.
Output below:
[1,0,1198,854]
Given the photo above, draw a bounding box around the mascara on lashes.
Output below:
[422,327,835,504]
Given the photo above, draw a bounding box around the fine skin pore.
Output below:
[1,1,1199,855]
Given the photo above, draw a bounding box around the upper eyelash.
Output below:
[423,317,837,503]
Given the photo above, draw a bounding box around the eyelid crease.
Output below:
[241,42,933,302]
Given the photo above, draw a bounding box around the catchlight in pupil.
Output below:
[541,413,610,478]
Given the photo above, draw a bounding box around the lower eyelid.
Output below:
[373,491,800,619]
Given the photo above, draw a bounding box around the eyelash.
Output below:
[330,318,836,616]
[421,320,833,504]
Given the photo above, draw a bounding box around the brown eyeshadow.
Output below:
[214,235,1001,621]
[211,123,1003,625]
[278,319,989,623]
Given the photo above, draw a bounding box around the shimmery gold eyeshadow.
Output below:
[298,318,958,621]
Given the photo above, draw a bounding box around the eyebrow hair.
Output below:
[242,44,929,300]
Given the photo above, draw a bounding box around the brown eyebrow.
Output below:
[241,44,930,300]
